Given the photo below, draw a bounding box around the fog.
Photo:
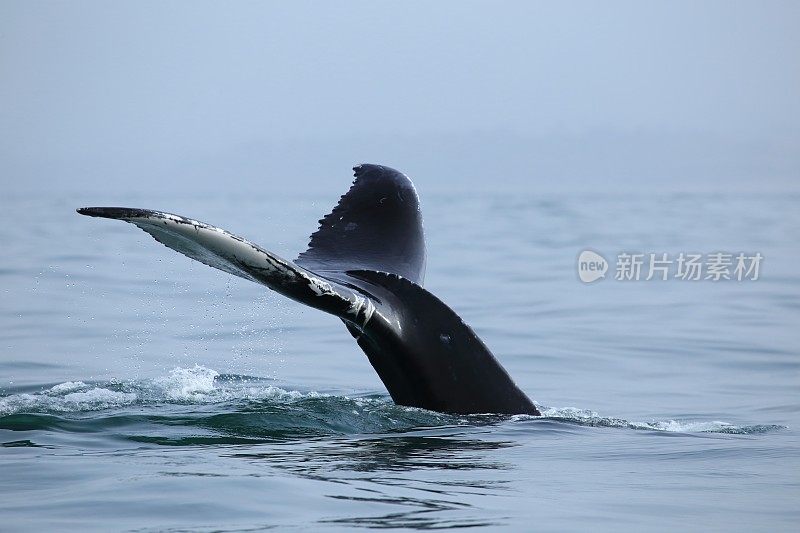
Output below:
[2,1,798,194]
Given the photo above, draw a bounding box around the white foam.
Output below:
[155,365,220,400]
[0,387,137,415]
[144,365,323,404]
[0,393,38,416]
[48,381,88,394]
[62,389,138,409]
[0,365,297,415]
[0,373,777,436]
[541,405,748,434]
[542,406,601,420]
[640,419,735,433]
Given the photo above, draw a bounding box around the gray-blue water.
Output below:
[1,190,798,531]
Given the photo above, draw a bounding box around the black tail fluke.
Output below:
[295,164,427,285]
[78,165,540,416]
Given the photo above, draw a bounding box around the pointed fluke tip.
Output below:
[76,207,147,220]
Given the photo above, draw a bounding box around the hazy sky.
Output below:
[1,1,798,194]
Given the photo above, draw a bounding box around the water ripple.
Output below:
[0,367,784,442]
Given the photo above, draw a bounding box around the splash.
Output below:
[0,381,137,415]
[0,365,309,415]
[154,365,220,400]
[0,369,786,436]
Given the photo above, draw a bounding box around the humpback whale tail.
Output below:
[78,164,540,416]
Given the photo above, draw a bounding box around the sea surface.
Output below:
[1,189,798,531]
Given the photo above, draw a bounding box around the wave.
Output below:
[0,366,784,439]
[536,407,782,435]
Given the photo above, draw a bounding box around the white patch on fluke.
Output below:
[347,295,376,327]
[302,273,336,297]
[347,294,366,315]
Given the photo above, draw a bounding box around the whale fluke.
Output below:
[78,164,540,416]
[296,164,426,283]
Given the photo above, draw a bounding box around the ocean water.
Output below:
[1,189,798,531]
